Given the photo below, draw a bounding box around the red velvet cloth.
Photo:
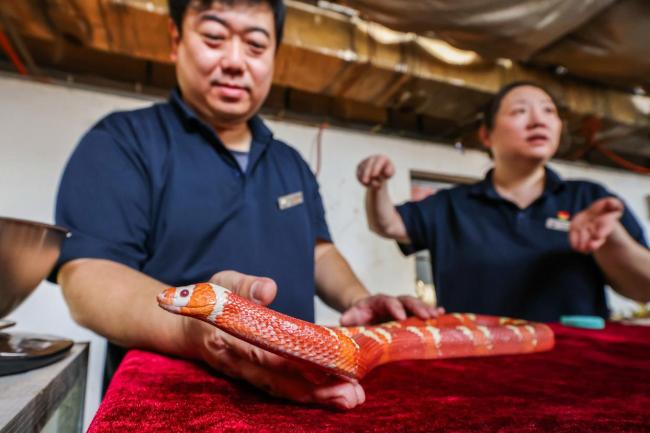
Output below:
[88,323,650,432]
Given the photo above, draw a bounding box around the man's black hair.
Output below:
[168,0,285,47]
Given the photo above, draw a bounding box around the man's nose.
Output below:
[221,38,245,73]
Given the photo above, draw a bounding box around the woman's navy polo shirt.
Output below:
[397,168,648,322]
[53,89,331,323]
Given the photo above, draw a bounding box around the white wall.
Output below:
[2,74,649,427]
[0,75,154,430]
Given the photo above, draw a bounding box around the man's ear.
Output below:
[169,18,181,62]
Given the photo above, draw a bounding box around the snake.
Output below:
[157,283,554,379]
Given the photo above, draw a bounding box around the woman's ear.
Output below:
[169,19,181,62]
[478,125,491,150]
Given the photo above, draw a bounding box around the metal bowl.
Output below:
[0,217,69,318]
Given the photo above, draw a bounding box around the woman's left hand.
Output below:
[569,197,625,253]
[340,294,444,326]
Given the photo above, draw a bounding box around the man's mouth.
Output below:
[212,81,249,91]
[210,81,249,100]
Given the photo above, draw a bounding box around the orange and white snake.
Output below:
[157,283,554,379]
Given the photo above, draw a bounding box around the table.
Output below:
[87,324,650,433]
[0,343,88,433]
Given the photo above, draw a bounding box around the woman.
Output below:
[357,81,650,321]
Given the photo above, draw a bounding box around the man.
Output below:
[52,0,439,409]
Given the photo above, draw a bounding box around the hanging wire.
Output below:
[310,122,328,178]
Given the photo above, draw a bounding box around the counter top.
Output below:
[0,343,88,433]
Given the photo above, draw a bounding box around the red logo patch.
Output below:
[556,211,570,220]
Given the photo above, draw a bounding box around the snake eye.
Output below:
[180,289,190,297]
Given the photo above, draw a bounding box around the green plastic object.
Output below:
[560,315,605,329]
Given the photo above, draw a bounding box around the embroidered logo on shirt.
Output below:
[556,210,571,220]
[546,215,571,232]
[278,191,304,210]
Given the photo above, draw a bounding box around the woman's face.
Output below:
[482,85,562,165]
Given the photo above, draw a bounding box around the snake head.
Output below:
[157,283,228,321]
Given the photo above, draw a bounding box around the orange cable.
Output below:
[593,143,650,175]
[576,116,650,175]
[0,28,28,76]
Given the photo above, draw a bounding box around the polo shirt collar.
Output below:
[169,87,197,124]
[543,166,566,194]
[169,88,273,170]
[247,113,273,144]
[469,166,566,201]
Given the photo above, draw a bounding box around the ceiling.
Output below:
[0,0,648,172]
[332,0,650,92]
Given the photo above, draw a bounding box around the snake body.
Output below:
[157,283,554,379]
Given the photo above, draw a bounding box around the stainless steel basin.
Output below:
[0,217,68,318]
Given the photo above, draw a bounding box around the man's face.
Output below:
[170,1,276,127]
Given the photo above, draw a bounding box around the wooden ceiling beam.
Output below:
[1,0,648,130]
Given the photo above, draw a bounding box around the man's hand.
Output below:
[569,197,625,254]
[183,270,365,409]
[340,294,444,327]
[356,154,395,189]
[208,270,278,305]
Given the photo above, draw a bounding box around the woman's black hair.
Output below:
[481,81,561,132]
[167,0,286,48]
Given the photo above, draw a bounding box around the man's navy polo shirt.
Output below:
[396,168,648,322]
[53,89,331,323]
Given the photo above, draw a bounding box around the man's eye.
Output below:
[248,41,268,52]
[204,34,225,41]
